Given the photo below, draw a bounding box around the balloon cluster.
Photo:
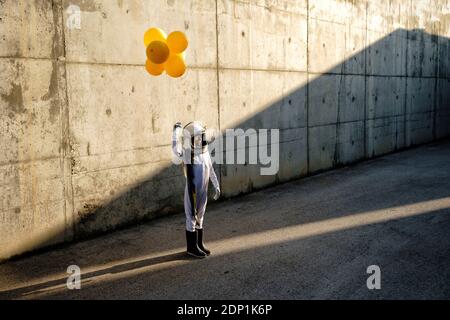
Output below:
[144,27,188,78]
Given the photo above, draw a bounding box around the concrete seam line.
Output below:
[363,0,368,159]
[306,0,310,174]
[57,0,76,241]
[215,0,222,192]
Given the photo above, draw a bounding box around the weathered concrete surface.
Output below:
[0,139,449,299]
[217,0,308,71]
[1,0,450,261]
[63,0,217,67]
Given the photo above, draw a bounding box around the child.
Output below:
[172,121,220,258]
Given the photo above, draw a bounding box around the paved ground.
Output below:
[1,140,450,300]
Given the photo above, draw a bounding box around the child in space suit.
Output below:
[172,121,221,258]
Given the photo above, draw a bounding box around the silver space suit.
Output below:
[172,121,220,258]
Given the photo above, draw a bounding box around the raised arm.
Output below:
[172,122,183,160]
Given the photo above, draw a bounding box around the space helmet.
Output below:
[183,121,208,154]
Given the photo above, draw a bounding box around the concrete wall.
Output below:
[0,0,449,261]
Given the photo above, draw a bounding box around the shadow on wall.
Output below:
[3,28,450,261]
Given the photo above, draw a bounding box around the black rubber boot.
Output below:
[196,228,211,256]
[186,230,206,258]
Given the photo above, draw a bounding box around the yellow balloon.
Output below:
[146,41,170,64]
[145,59,164,76]
[164,54,186,78]
[143,27,167,46]
[167,31,188,53]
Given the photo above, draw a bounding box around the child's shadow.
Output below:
[0,252,190,299]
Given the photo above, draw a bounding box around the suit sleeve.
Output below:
[207,153,220,190]
[172,127,183,160]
